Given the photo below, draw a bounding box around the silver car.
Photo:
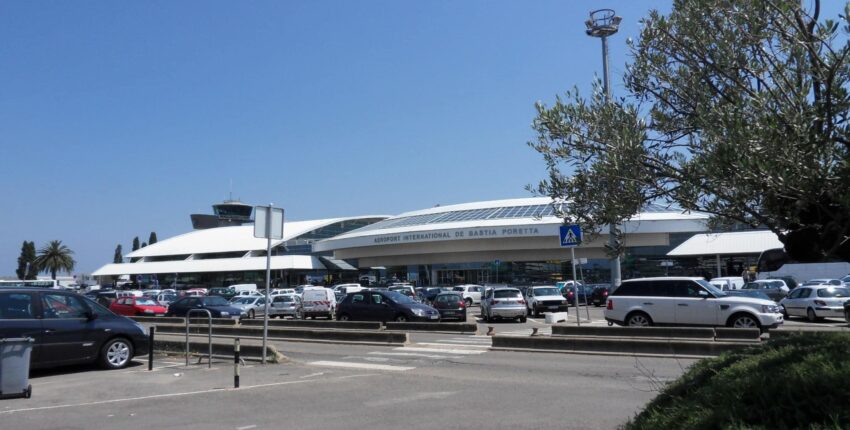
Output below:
[268,294,302,319]
[229,296,267,319]
[480,287,527,323]
[780,285,850,322]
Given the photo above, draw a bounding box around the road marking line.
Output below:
[237,425,257,430]
[300,372,325,379]
[364,391,456,407]
[0,374,375,415]
[394,347,485,355]
[415,342,490,349]
[308,361,415,371]
[368,352,447,359]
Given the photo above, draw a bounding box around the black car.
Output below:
[165,296,245,319]
[431,292,467,322]
[419,287,445,304]
[208,287,236,300]
[0,288,149,370]
[588,284,613,307]
[336,290,440,322]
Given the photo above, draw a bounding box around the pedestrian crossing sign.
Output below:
[559,225,582,247]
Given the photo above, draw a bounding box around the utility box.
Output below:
[0,338,33,399]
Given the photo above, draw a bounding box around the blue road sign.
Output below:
[559,225,582,247]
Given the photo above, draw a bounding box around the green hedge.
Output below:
[623,332,850,430]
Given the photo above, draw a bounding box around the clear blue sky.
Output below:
[1,1,672,275]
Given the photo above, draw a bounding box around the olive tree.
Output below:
[531,0,850,263]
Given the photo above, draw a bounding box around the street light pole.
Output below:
[586,8,623,287]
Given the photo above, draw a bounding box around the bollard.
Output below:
[531,327,539,336]
[148,326,156,371]
[234,338,240,389]
[486,326,495,336]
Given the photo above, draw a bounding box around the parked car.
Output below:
[228,284,258,295]
[301,287,337,319]
[336,290,440,322]
[480,287,527,323]
[562,284,592,306]
[268,294,302,319]
[0,288,149,370]
[109,296,168,316]
[451,284,484,306]
[709,276,745,291]
[165,296,246,319]
[184,288,208,297]
[208,287,237,300]
[604,277,784,330]
[332,283,364,295]
[742,280,789,302]
[155,293,178,307]
[779,285,850,322]
[419,287,445,304]
[725,290,773,301]
[431,292,467,322]
[588,284,613,307]
[768,276,798,290]
[801,279,842,287]
[525,286,568,317]
[93,290,118,308]
[229,296,268,319]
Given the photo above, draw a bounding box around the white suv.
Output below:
[604,277,784,330]
[452,284,483,306]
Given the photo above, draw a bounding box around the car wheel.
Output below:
[395,315,408,322]
[625,312,652,327]
[99,337,134,370]
[780,305,788,318]
[519,316,527,323]
[248,310,255,319]
[729,313,761,329]
[806,308,820,322]
[338,313,351,321]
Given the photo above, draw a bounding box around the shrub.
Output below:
[623,332,850,430]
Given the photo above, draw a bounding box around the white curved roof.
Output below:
[92,255,325,276]
[126,216,388,258]
[314,198,709,251]
[667,230,784,256]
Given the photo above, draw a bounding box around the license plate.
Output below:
[429,315,439,319]
[548,306,558,310]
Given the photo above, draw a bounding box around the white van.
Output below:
[709,277,745,291]
[333,283,364,295]
[229,284,258,294]
[301,287,337,319]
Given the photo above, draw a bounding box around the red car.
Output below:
[109,297,168,316]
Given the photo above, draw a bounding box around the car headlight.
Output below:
[411,308,426,316]
[761,305,781,313]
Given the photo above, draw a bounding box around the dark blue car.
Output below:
[165,296,245,319]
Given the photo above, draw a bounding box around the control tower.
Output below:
[190,200,254,229]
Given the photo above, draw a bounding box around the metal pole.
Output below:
[580,260,590,322]
[716,254,722,278]
[571,247,580,327]
[234,338,241,388]
[148,326,155,371]
[601,34,622,289]
[207,312,212,369]
[262,204,273,365]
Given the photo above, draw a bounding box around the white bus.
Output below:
[0,279,60,288]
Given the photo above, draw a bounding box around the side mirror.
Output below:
[698,290,710,298]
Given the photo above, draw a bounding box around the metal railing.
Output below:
[185,309,212,368]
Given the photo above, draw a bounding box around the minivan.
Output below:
[604,277,783,330]
[0,288,150,370]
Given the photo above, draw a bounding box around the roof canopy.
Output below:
[667,230,783,256]
[92,255,325,276]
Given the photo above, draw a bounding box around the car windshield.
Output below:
[817,287,850,298]
[385,291,414,304]
[697,280,727,297]
[768,281,784,289]
[231,297,256,304]
[494,289,520,299]
[275,296,294,302]
[135,298,158,306]
[201,296,229,306]
[534,287,560,296]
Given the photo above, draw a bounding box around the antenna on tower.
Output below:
[229,179,233,201]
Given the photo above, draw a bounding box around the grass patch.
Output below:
[623,332,850,430]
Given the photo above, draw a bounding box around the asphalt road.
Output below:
[1,331,694,430]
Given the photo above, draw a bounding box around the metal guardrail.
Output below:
[185,309,212,368]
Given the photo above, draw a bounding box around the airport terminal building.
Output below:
[93,197,715,287]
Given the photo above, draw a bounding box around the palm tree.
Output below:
[35,240,76,280]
